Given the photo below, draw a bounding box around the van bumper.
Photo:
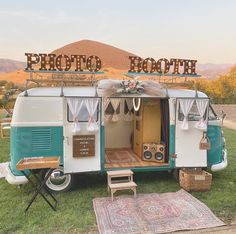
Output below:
[211,149,228,172]
[5,164,28,185]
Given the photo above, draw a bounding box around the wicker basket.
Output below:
[179,169,212,192]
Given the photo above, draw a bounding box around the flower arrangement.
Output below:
[117,77,144,94]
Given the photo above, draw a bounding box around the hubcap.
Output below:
[45,168,71,192]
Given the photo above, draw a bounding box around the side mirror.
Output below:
[221,110,226,126]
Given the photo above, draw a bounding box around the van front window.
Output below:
[208,105,218,120]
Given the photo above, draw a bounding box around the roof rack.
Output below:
[24,70,104,96]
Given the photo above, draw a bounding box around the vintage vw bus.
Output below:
[5,80,227,192]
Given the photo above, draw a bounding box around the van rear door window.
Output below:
[178,102,206,121]
[67,103,98,122]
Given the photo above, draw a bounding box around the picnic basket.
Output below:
[179,169,212,192]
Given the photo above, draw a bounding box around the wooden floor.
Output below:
[105,149,169,169]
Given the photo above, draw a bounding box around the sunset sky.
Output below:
[0,0,235,64]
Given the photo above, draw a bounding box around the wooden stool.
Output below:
[107,170,137,201]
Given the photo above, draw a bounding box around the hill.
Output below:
[0,59,25,73]
[197,63,233,79]
[52,39,137,70]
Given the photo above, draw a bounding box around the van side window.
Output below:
[208,105,218,120]
[178,102,206,121]
[67,104,98,122]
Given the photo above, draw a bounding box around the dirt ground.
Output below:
[212,104,236,130]
[212,104,236,122]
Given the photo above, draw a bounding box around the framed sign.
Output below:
[73,135,95,157]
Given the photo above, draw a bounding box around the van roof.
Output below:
[167,89,208,98]
[18,87,208,98]
[19,87,97,97]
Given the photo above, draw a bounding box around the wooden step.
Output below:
[109,181,137,189]
[107,169,133,177]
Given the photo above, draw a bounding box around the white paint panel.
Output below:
[63,99,101,173]
[12,97,63,127]
[175,100,207,167]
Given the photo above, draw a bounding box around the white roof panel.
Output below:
[19,87,97,97]
[167,89,208,98]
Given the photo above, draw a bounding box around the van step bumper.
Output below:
[211,149,228,172]
[5,164,28,185]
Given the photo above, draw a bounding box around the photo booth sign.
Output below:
[24,53,199,77]
[25,53,102,72]
[128,56,198,75]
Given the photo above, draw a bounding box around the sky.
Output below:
[0,0,236,64]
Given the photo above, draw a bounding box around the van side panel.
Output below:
[10,126,63,176]
[207,125,223,165]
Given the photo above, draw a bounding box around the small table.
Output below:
[16,157,60,212]
[107,170,137,201]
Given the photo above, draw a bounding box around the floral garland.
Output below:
[117,77,144,94]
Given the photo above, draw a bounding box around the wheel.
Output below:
[172,169,180,182]
[40,167,75,193]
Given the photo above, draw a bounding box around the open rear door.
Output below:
[175,98,208,168]
[63,97,101,173]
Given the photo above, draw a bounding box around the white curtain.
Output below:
[169,98,176,123]
[110,99,120,122]
[67,98,84,134]
[195,99,209,130]
[84,98,100,132]
[123,99,133,121]
[179,99,195,130]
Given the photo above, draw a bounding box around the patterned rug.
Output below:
[93,189,224,234]
[105,150,139,163]
[0,162,8,178]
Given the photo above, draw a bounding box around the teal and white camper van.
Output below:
[5,80,227,192]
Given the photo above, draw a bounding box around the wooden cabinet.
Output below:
[133,99,161,157]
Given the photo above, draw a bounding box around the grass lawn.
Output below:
[0,128,235,233]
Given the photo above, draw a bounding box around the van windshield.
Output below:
[208,105,218,120]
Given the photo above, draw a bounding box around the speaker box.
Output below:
[142,143,165,163]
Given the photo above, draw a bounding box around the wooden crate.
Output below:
[179,169,212,192]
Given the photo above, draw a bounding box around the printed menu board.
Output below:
[73,135,95,157]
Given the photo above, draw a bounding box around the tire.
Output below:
[39,167,75,193]
[172,169,180,182]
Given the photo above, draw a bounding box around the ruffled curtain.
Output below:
[179,99,195,130]
[67,98,84,134]
[110,99,120,122]
[123,99,133,121]
[84,98,100,132]
[195,99,209,130]
[103,98,112,121]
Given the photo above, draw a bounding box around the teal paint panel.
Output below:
[10,126,63,176]
[169,125,175,155]
[207,125,223,165]
[169,124,175,168]
[100,126,105,174]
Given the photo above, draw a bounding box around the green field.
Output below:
[0,128,236,233]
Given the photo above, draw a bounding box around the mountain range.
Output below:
[0,59,25,73]
[0,40,234,83]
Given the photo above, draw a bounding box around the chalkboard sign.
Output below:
[73,135,95,157]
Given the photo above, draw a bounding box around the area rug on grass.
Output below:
[93,189,224,234]
[105,150,139,163]
[0,162,8,178]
